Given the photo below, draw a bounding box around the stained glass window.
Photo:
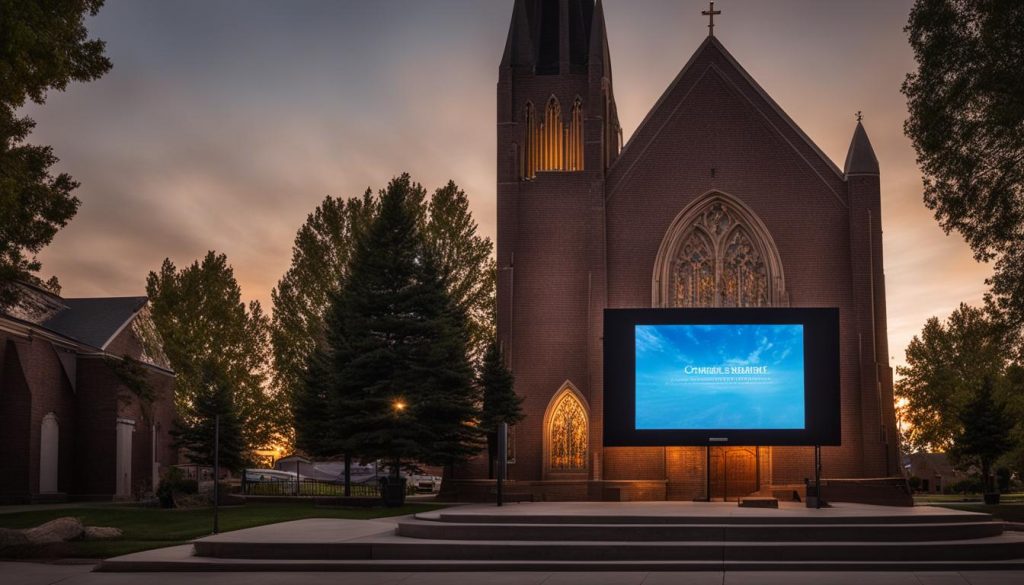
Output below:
[669,201,771,308]
[549,390,588,471]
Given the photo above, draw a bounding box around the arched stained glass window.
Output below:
[548,389,588,472]
[656,196,783,309]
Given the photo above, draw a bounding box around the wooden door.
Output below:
[710,447,758,500]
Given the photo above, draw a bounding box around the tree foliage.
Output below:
[422,181,496,364]
[895,303,1006,452]
[902,0,1024,345]
[478,338,523,478]
[147,252,284,463]
[276,179,495,456]
[169,363,246,472]
[0,0,112,308]
[949,376,1012,493]
[270,191,377,444]
[300,174,482,469]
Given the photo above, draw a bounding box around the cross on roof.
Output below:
[702,1,722,37]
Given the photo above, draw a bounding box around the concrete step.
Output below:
[97,545,1024,573]
[431,511,994,525]
[192,533,1024,562]
[396,517,1004,542]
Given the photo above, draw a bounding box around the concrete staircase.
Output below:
[98,503,1024,572]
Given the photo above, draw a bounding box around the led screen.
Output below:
[603,308,840,447]
[634,324,805,430]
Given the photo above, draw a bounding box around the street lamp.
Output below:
[392,399,407,413]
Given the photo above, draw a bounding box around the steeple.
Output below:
[588,0,611,78]
[499,1,601,76]
[844,120,879,176]
[500,0,534,72]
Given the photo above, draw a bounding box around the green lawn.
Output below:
[0,501,442,559]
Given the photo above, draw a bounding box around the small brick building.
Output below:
[0,284,177,503]
[453,0,901,501]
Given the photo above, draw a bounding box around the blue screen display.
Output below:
[635,324,805,430]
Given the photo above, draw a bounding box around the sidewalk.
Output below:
[4,562,1024,585]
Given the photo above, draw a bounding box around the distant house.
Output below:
[907,452,967,494]
[0,283,178,503]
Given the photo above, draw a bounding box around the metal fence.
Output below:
[241,477,414,497]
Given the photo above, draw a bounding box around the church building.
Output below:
[0,283,178,503]
[458,0,901,502]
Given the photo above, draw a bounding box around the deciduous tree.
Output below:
[0,0,112,307]
[895,304,1005,452]
[147,252,284,463]
[950,376,1012,494]
[902,0,1024,349]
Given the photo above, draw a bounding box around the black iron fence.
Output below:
[241,477,415,497]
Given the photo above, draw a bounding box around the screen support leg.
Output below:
[814,444,822,509]
[705,446,711,502]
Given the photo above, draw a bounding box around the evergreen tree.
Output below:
[147,252,284,461]
[170,364,246,472]
[0,0,112,308]
[478,338,523,478]
[320,174,481,474]
[271,191,377,441]
[950,376,1013,494]
[293,335,335,458]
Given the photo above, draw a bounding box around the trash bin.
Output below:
[380,476,407,507]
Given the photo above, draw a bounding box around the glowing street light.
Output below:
[393,399,407,413]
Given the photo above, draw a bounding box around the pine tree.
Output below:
[271,191,377,441]
[319,174,481,475]
[479,338,523,478]
[170,364,245,472]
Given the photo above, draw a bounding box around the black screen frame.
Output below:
[603,307,841,447]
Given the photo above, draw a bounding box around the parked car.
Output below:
[244,468,306,494]
[410,474,442,493]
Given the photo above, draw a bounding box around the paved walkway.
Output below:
[4,562,1024,585]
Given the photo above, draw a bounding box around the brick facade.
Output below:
[0,298,177,503]
[454,0,901,501]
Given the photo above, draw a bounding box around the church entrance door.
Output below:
[710,447,758,500]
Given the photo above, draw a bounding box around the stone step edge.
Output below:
[395,520,1003,541]
[96,558,1024,573]
[399,522,999,532]
[429,513,994,525]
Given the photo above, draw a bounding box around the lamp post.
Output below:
[213,414,220,535]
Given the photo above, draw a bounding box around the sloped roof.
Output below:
[608,36,846,202]
[42,297,148,350]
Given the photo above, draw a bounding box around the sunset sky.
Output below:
[26,0,990,369]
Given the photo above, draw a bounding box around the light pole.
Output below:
[213,414,220,534]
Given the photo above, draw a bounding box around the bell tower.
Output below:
[496,0,619,484]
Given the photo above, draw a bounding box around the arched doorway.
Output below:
[653,192,785,500]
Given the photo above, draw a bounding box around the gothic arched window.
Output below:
[655,195,784,308]
[546,385,588,474]
[522,96,584,178]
